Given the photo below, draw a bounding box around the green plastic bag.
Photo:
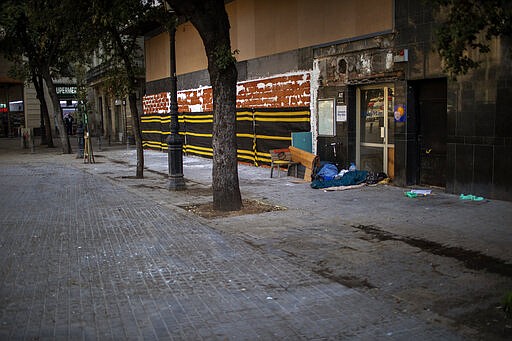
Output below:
[459,194,484,201]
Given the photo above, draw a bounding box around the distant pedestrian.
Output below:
[64,113,74,135]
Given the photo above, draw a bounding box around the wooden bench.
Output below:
[289,146,320,182]
[269,148,298,178]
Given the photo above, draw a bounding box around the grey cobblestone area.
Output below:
[0,158,464,339]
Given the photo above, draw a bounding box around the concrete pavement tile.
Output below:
[0,141,502,339]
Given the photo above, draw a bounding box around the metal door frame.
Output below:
[356,84,394,172]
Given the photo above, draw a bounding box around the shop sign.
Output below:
[56,86,77,95]
[9,101,23,112]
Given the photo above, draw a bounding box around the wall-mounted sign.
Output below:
[394,104,406,122]
[393,49,409,63]
[318,99,335,136]
[336,105,347,122]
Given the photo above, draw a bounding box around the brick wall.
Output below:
[141,72,312,165]
[142,92,170,115]
[235,73,310,109]
[143,73,311,114]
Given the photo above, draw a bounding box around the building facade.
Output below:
[85,39,145,145]
[142,0,512,201]
[1,54,79,140]
[1,54,28,137]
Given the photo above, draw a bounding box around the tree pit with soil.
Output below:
[181,199,285,219]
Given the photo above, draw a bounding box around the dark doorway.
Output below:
[415,78,447,187]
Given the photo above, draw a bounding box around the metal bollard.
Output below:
[30,129,35,153]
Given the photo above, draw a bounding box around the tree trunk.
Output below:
[41,66,71,153]
[168,0,242,211]
[110,26,144,178]
[209,54,241,211]
[32,74,54,148]
[206,9,242,211]
[40,102,53,147]
[129,92,144,178]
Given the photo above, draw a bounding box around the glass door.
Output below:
[356,85,394,176]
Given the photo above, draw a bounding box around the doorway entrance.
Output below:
[356,85,395,177]
[414,78,447,187]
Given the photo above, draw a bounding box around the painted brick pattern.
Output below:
[143,73,311,115]
[142,92,170,115]
[236,73,310,109]
[177,87,213,113]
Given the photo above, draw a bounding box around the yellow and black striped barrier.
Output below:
[141,108,310,166]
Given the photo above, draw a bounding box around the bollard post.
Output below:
[30,128,35,153]
[76,124,84,158]
[20,128,25,148]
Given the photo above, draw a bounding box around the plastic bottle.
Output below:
[349,162,356,171]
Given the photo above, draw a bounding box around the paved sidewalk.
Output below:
[1,138,511,340]
[102,144,512,261]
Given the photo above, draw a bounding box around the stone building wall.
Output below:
[396,0,512,200]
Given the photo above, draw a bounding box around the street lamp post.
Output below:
[122,99,128,149]
[167,25,186,190]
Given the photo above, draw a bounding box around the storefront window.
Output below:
[360,89,384,144]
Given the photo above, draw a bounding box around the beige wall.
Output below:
[145,33,170,82]
[145,22,208,82]
[145,0,393,82]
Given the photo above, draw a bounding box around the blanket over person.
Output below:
[311,170,368,189]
